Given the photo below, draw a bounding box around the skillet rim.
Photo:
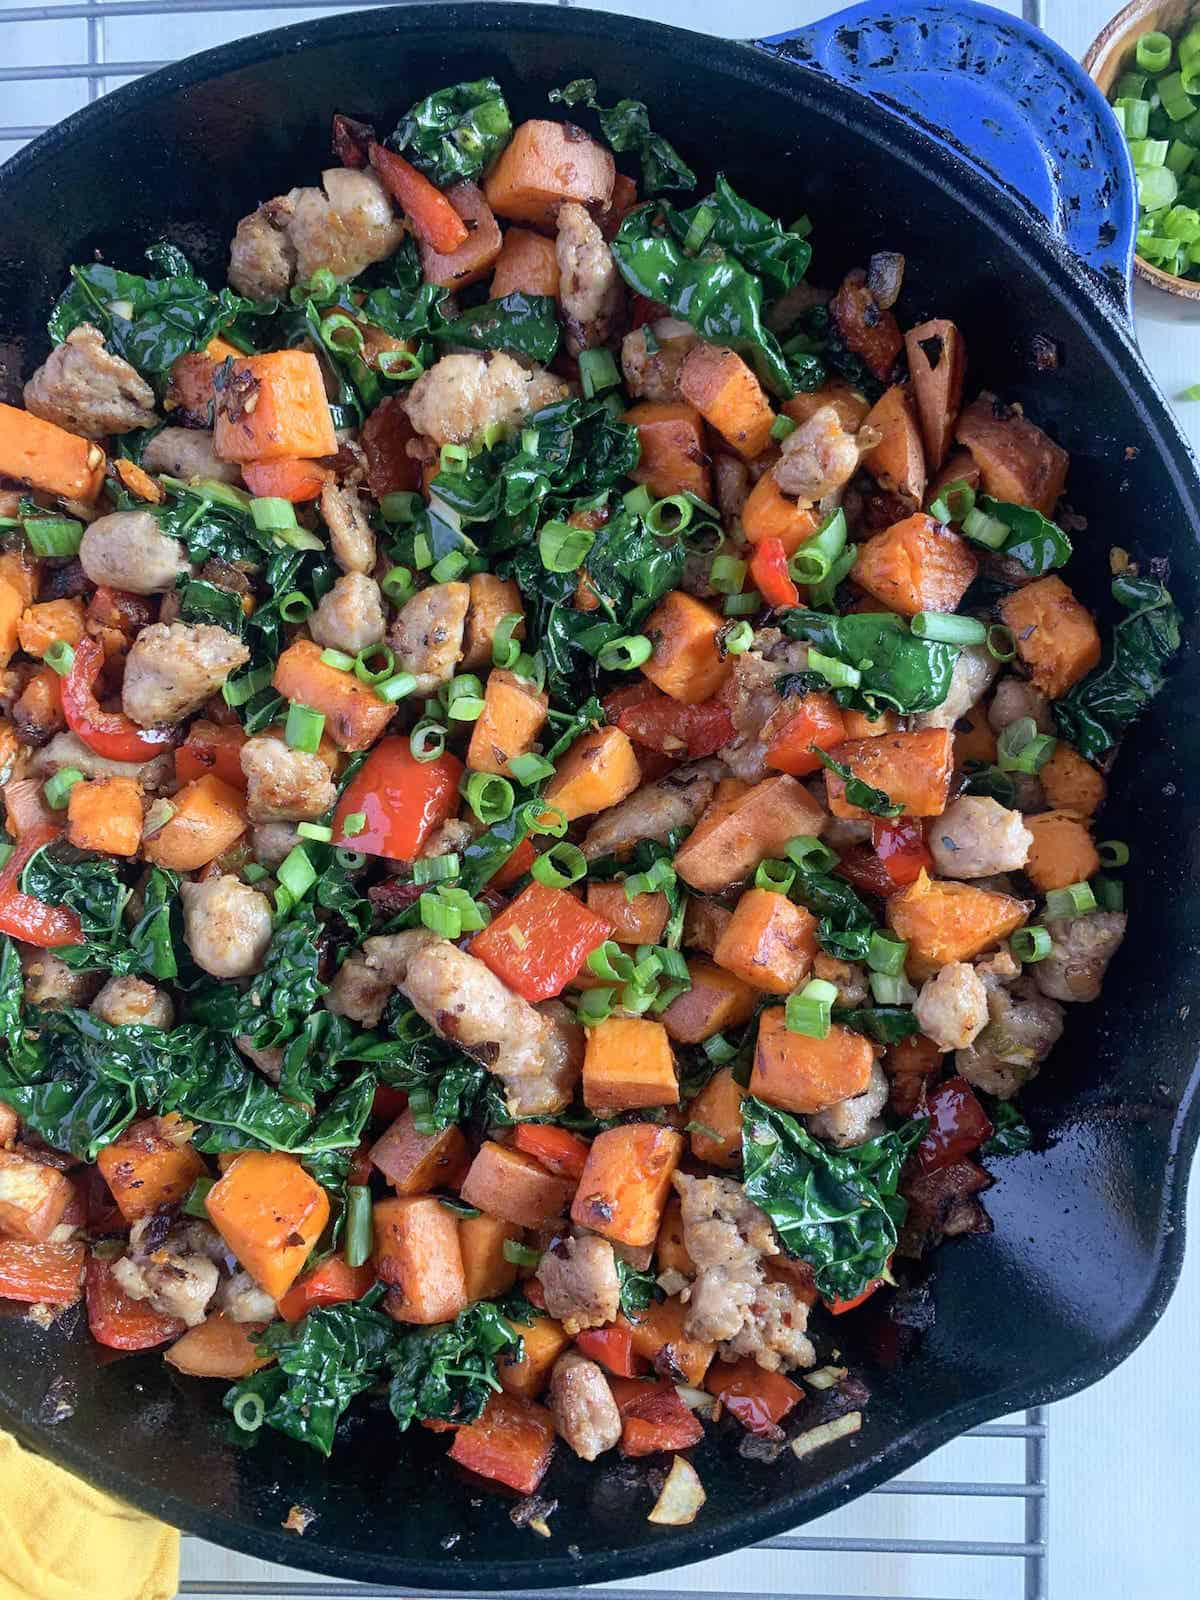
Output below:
[1,2,1198,1586]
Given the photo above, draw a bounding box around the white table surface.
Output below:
[1,2,1197,1596]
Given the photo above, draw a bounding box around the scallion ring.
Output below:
[597,634,652,672]
[284,702,325,754]
[646,494,693,536]
[410,720,447,762]
[1098,839,1130,867]
[1012,925,1053,963]
[910,612,987,645]
[464,771,514,824]
[1044,880,1098,919]
[353,643,395,686]
[539,519,594,572]
[530,841,587,888]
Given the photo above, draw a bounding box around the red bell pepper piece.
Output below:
[608,1378,705,1457]
[705,1357,803,1433]
[522,1277,547,1312]
[0,823,83,948]
[872,816,933,887]
[331,736,464,861]
[447,1391,557,1494]
[487,835,538,892]
[471,881,613,1002]
[85,1254,186,1350]
[0,1239,86,1304]
[824,1275,887,1315]
[748,536,800,609]
[511,1124,591,1182]
[834,845,900,901]
[62,636,178,763]
[368,142,469,253]
[615,689,735,761]
[372,1085,409,1122]
[573,1324,644,1378]
[914,1076,994,1174]
[764,691,847,777]
[174,719,248,790]
[276,1252,377,1323]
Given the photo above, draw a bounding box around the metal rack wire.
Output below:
[1,4,1050,1596]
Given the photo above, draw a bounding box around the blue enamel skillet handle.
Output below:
[754,0,1138,319]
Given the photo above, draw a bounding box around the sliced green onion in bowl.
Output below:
[1097,839,1130,867]
[785,978,838,1039]
[531,841,587,888]
[1011,925,1052,962]
[464,771,514,823]
[44,767,84,810]
[1137,30,1172,73]
[910,612,987,645]
[1044,880,1098,919]
[284,702,325,754]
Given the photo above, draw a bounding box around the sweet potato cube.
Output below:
[688,1066,747,1167]
[641,591,730,704]
[675,773,827,893]
[1023,811,1100,893]
[205,1151,329,1300]
[459,1211,522,1302]
[955,393,1068,516]
[713,888,818,995]
[369,1108,469,1194]
[461,573,523,672]
[450,1390,558,1493]
[622,1294,714,1386]
[0,402,104,503]
[741,471,821,555]
[679,343,776,459]
[842,707,897,739]
[749,1008,874,1114]
[585,881,670,945]
[661,958,757,1044]
[1039,743,1106,818]
[543,724,640,821]
[998,576,1101,699]
[861,384,926,503]
[583,1017,679,1114]
[682,897,734,955]
[419,180,502,289]
[375,1195,468,1325]
[17,598,85,659]
[67,774,143,857]
[483,119,615,229]
[489,226,561,299]
[164,1313,271,1379]
[497,1312,571,1399]
[886,869,1031,979]
[273,638,396,751]
[0,583,22,672]
[571,1123,684,1247]
[655,1196,696,1279]
[141,773,247,871]
[460,1142,576,1229]
[213,350,337,463]
[829,270,903,381]
[0,1150,72,1242]
[852,513,977,617]
[467,667,549,777]
[783,378,871,434]
[96,1114,206,1224]
[622,401,713,502]
[823,727,954,820]
[904,319,966,469]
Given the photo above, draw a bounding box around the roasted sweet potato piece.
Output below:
[273,638,396,751]
[656,1195,696,1279]
[375,1194,468,1324]
[585,881,670,945]
[783,378,871,434]
[497,1312,570,1398]
[852,513,977,616]
[641,590,730,704]
[749,1007,874,1114]
[661,958,756,1044]
[206,1151,329,1300]
[583,1017,679,1114]
[543,724,640,820]
[96,1114,206,1223]
[571,1123,684,1247]
[466,667,549,777]
[998,575,1101,699]
[861,384,926,504]
[484,118,615,229]
[461,572,523,672]
[164,1313,271,1379]
[713,888,818,995]
[0,402,105,503]
[740,472,821,555]
[459,1211,522,1302]
[141,773,248,871]
[954,393,1068,515]
[687,1065,747,1167]
[213,350,337,463]
[449,1390,557,1493]
[18,598,85,659]
[362,394,422,499]
[1023,811,1100,892]
[886,869,1031,978]
[622,1294,714,1386]
[679,343,776,459]
[419,180,502,289]
[823,727,954,820]
[460,1142,576,1229]
[67,775,143,857]
[0,583,20,673]
[1038,742,1106,817]
[829,269,903,381]
[0,1238,85,1304]
[369,1108,469,1194]
[674,773,827,892]
[904,319,966,468]
[622,401,713,502]
[0,1150,73,1242]
[489,226,561,299]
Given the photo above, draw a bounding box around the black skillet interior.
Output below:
[1,4,1199,1589]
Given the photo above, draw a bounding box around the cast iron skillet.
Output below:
[1,1,1198,1588]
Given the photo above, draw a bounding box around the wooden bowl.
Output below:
[1084,0,1200,298]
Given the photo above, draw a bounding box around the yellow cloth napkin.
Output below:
[0,1429,180,1600]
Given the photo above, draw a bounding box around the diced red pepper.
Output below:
[0,1238,86,1304]
[748,536,800,609]
[872,816,934,887]
[764,691,847,777]
[824,1275,887,1315]
[368,142,469,253]
[616,688,735,762]
[0,823,83,948]
[175,719,248,790]
[573,1324,645,1378]
[608,1378,705,1457]
[914,1076,994,1174]
[331,737,464,861]
[85,1254,186,1350]
[276,1253,377,1324]
[511,1124,591,1182]
[447,1390,557,1494]
[487,835,538,892]
[62,636,179,763]
[705,1357,803,1433]
[372,1085,409,1122]
[834,845,900,900]
[471,881,613,1002]
[602,681,658,722]
[522,1277,547,1312]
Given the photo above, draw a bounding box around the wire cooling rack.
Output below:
[1,3,1049,1596]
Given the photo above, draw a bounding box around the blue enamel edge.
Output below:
[757,0,1137,317]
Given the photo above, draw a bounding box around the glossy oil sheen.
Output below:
[0,4,1198,1590]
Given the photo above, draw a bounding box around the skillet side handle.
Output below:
[755,0,1137,321]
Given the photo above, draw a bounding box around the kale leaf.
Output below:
[834,1006,921,1045]
[176,577,246,636]
[812,748,902,819]
[433,292,560,364]
[782,609,959,716]
[789,868,878,962]
[741,1098,926,1300]
[388,1302,522,1431]
[981,1098,1033,1157]
[21,845,179,980]
[548,78,696,192]
[673,175,811,296]
[615,1257,659,1315]
[388,77,512,186]
[977,497,1072,576]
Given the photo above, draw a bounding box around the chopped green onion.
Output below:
[341,812,366,836]
[492,613,525,669]
[23,515,84,557]
[285,702,325,754]
[1139,166,1180,210]
[1167,140,1197,176]
[1164,202,1200,239]
[709,553,748,594]
[539,519,594,572]
[278,591,313,622]
[508,752,555,787]
[1129,138,1170,168]
[43,767,84,810]
[786,834,840,873]
[724,591,762,616]
[869,971,917,1005]
[1116,71,1149,101]
[278,845,317,903]
[647,944,688,983]
[44,640,76,678]
[1092,874,1125,912]
[987,624,1017,661]
[1137,30,1173,73]
[703,1032,738,1065]
[1044,880,1098,919]
[439,886,489,932]
[439,443,470,476]
[961,506,1010,549]
[587,940,635,983]
[789,507,848,585]
[525,799,568,838]
[770,414,798,442]
[785,978,838,1038]
[297,822,333,843]
[578,347,620,398]
[232,1392,266,1433]
[335,848,366,871]
[430,550,469,583]
[1118,96,1151,140]
[320,312,365,356]
[502,1238,543,1267]
[413,852,460,884]
[808,546,857,609]
[419,891,461,938]
[380,491,422,525]
[380,565,415,605]
[927,479,977,526]
[1159,69,1196,122]
[577,986,616,1025]
[377,347,423,381]
[624,857,676,899]
[531,841,587,888]
[464,771,514,824]
[809,648,861,689]
[682,202,716,255]
[249,496,298,533]
[320,647,356,672]
[722,620,754,655]
[597,634,652,671]
[353,644,395,686]
[376,671,418,705]
[867,932,908,975]
[996,717,1056,774]
[646,494,694,536]
[0,842,13,871]
[447,674,486,721]
[910,612,987,645]
[1012,925,1052,963]
[755,858,796,894]
[1097,839,1130,867]
[344,1185,373,1268]
[243,862,269,884]
[623,484,655,518]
